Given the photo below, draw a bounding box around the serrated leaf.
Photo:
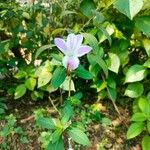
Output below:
[135,16,150,37]
[74,65,93,79]
[47,138,64,150]
[131,113,147,121]
[51,67,66,88]
[124,82,144,98]
[142,136,150,150]
[127,122,144,139]
[67,127,91,146]
[14,84,26,99]
[108,53,120,73]
[114,0,143,20]
[125,64,147,83]
[36,117,56,129]
[25,77,36,91]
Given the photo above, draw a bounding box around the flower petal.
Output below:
[77,45,92,57]
[76,34,83,48]
[63,56,79,70]
[54,38,67,54]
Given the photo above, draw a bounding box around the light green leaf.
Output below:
[142,136,150,150]
[135,16,150,37]
[114,0,143,20]
[80,0,96,18]
[74,65,93,79]
[60,76,75,91]
[144,58,150,68]
[131,112,147,121]
[127,122,144,139]
[36,117,56,130]
[138,97,150,114]
[36,62,52,88]
[47,138,64,150]
[67,127,91,146]
[25,77,36,91]
[125,64,147,83]
[14,84,26,99]
[14,71,27,79]
[147,122,150,134]
[108,87,117,102]
[51,67,66,88]
[124,82,144,98]
[143,39,150,57]
[108,53,120,73]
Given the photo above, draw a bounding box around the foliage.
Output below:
[0,0,150,149]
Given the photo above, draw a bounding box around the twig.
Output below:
[48,95,61,116]
[68,75,72,98]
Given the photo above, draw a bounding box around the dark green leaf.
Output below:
[67,127,91,146]
[74,65,93,79]
[36,117,56,129]
[51,67,66,88]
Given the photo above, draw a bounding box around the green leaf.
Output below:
[51,128,63,143]
[61,102,73,124]
[108,53,120,73]
[14,84,26,99]
[108,87,117,102]
[25,77,36,91]
[74,65,93,79]
[99,27,112,45]
[144,58,150,68]
[147,122,150,134]
[36,117,56,129]
[125,64,147,83]
[14,71,27,79]
[80,0,96,18]
[131,113,147,122]
[143,39,150,57]
[60,76,75,91]
[47,138,64,150]
[138,97,150,114]
[124,82,144,98]
[127,122,144,139]
[114,0,143,20]
[35,45,53,59]
[51,67,66,88]
[142,136,150,150]
[36,62,52,88]
[135,16,150,37]
[67,127,91,146]
[83,33,99,53]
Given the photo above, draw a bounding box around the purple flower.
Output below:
[54,33,92,71]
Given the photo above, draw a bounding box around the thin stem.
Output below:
[68,74,72,98]
[48,95,61,116]
[101,74,121,116]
